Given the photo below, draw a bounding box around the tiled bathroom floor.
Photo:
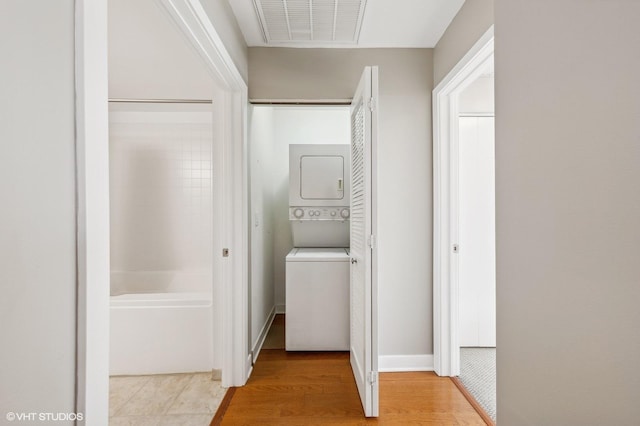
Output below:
[109,372,224,425]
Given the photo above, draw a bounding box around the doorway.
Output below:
[75,0,248,420]
[247,104,351,361]
[433,27,495,421]
[432,25,495,422]
[247,66,380,418]
[456,65,496,422]
[433,27,494,377]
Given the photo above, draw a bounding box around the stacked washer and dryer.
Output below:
[285,144,351,351]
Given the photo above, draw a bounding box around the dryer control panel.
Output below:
[290,207,350,221]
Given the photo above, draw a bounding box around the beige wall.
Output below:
[496,0,640,423]
[249,48,434,358]
[108,0,248,98]
[433,0,494,86]
[0,1,77,421]
[108,0,214,99]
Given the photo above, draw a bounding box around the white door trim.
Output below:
[432,26,494,377]
[158,0,250,388]
[75,1,110,422]
[75,0,249,420]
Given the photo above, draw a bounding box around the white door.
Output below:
[350,66,379,417]
[458,116,496,347]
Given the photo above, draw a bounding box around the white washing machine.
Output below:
[285,248,350,351]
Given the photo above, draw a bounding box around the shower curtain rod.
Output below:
[108,98,213,104]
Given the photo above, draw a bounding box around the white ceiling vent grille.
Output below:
[253,0,367,45]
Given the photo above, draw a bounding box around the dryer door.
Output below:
[289,144,351,207]
[300,155,345,200]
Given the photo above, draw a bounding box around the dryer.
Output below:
[289,144,350,247]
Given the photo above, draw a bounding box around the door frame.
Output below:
[75,0,248,421]
[158,0,250,389]
[432,26,494,377]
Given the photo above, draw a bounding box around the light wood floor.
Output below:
[219,349,485,425]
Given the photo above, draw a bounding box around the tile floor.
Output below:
[109,372,224,425]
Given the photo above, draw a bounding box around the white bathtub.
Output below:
[109,272,214,376]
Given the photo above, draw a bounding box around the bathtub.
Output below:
[109,271,214,376]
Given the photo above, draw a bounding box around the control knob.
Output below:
[293,208,304,219]
[340,208,350,219]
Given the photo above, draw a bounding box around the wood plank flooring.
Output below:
[219,350,485,425]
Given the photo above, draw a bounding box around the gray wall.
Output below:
[433,0,494,86]
[496,0,640,423]
[249,48,434,359]
[0,1,77,421]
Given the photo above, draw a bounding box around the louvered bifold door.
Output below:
[349,66,379,417]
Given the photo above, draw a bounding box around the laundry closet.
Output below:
[248,105,352,357]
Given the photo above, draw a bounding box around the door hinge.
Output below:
[368,97,376,111]
[368,371,378,384]
[453,244,459,254]
[222,248,230,257]
[368,234,376,249]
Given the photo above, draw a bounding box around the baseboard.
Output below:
[379,354,434,372]
[275,304,286,314]
[250,306,276,365]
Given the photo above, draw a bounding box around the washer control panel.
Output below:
[290,207,350,221]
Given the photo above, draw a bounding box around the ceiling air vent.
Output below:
[253,0,368,45]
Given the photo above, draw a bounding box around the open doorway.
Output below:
[247,104,352,360]
[456,63,496,422]
[75,0,248,421]
[106,0,223,422]
[248,69,381,416]
[432,25,495,425]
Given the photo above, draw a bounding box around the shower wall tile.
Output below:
[109,112,213,280]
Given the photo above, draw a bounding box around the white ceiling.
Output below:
[228,0,466,48]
